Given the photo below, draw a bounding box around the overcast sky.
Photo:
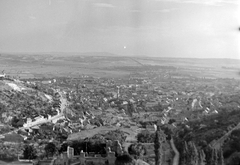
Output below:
[0,0,239,58]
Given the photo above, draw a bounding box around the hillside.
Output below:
[0,79,56,127]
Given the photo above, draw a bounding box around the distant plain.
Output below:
[1,53,240,79]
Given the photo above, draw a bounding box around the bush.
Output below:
[128,143,147,158]
[136,130,155,143]
[23,145,37,160]
[44,142,57,157]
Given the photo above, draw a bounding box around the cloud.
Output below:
[155,0,239,6]
[129,10,141,13]
[183,0,240,6]
[155,0,178,1]
[153,8,177,13]
[182,0,220,6]
[129,8,177,13]
[219,0,239,5]
[29,16,36,20]
[93,3,115,8]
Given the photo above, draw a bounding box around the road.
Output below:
[210,122,240,150]
[170,138,179,165]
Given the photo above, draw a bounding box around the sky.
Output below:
[0,0,239,59]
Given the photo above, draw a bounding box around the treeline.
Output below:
[175,109,240,165]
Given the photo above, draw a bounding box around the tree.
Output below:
[44,142,57,157]
[104,130,126,144]
[205,146,224,165]
[115,154,135,165]
[154,126,166,165]
[0,103,6,114]
[189,142,199,165]
[227,152,240,165]
[23,145,37,160]
[11,116,19,128]
[58,142,69,154]
[128,143,147,158]
[137,130,155,143]
[199,149,206,165]
[114,140,124,156]
[180,141,207,165]
[218,148,224,165]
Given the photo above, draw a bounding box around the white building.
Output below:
[0,70,6,78]
[23,116,47,128]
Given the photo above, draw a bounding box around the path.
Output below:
[210,122,240,150]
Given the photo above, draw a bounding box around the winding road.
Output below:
[170,138,180,165]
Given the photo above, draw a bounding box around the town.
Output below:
[0,0,239,163]
[0,59,240,165]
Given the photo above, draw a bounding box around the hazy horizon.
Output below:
[0,0,240,59]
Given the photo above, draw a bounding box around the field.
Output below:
[67,125,139,141]
[0,160,32,165]
[0,53,240,79]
